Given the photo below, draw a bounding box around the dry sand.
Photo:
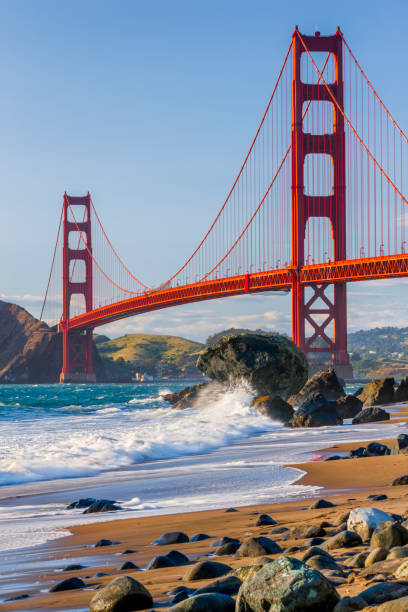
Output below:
[2,410,408,611]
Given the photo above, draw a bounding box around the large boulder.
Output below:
[236,536,282,557]
[352,406,390,424]
[357,378,395,407]
[291,393,342,428]
[184,561,231,581]
[395,376,408,402]
[393,475,408,486]
[168,593,235,611]
[288,368,345,406]
[236,556,339,611]
[250,395,294,423]
[347,507,394,541]
[391,434,408,455]
[358,582,408,606]
[89,576,153,612]
[196,333,308,398]
[373,596,408,611]
[370,522,408,549]
[322,530,362,550]
[335,395,363,419]
[152,531,189,545]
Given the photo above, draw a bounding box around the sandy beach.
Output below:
[2,405,408,611]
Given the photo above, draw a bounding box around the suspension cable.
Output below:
[40,205,63,321]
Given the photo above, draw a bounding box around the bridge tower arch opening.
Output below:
[291,27,353,378]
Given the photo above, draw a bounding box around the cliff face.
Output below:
[0,300,105,383]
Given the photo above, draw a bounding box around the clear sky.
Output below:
[1,0,408,342]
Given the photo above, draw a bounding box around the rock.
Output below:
[225,507,238,512]
[352,406,390,424]
[184,560,232,581]
[387,547,408,560]
[333,595,368,611]
[121,549,137,554]
[171,590,191,605]
[255,513,277,526]
[4,594,30,601]
[347,507,394,541]
[147,555,176,570]
[359,582,408,605]
[163,381,221,410]
[309,498,335,509]
[306,554,342,573]
[306,537,325,546]
[302,546,334,563]
[395,376,408,402]
[373,596,408,611]
[63,563,86,571]
[365,548,389,566]
[394,475,408,486]
[49,577,86,592]
[196,332,308,398]
[236,536,282,557]
[190,533,210,542]
[322,530,362,550]
[168,593,235,611]
[350,447,366,458]
[83,501,121,514]
[211,537,240,548]
[334,512,350,525]
[250,395,294,423]
[291,393,342,427]
[94,539,116,547]
[291,524,326,539]
[325,455,343,461]
[392,434,408,455]
[215,541,241,555]
[167,550,190,565]
[269,526,289,534]
[395,559,408,578]
[336,395,363,419]
[89,576,153,611]
[152,531,189,545]
[120,561,139,570]
[235,556,339,611]
[369,494,388,501]
[229,565,264,582]
[67,497,97,509]
[371,522,408,549]
[365,442,391,456]
[288,368,345,405]
[357,378,395,407]
[192,575,242,596]
[345,552,368,568]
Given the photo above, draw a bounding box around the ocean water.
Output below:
[0,382,406,553]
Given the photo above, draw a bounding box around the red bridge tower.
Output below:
[291,28,353,378]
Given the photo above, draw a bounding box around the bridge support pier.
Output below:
[291,28,352,378]
[59,193,96,383]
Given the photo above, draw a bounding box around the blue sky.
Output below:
[1,0,408,341]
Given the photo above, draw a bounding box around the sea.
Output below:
[0,381,406,555]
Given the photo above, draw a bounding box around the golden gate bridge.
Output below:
[41,27,408,382]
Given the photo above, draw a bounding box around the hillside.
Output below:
[97,333,204,380]
[348,327,408,378]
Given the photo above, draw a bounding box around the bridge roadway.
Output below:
[62,253,408,332]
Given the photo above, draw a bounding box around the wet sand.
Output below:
[2,408,408,611]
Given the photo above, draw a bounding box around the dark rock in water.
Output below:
[352,406,390,424]
[94,539,116,547]
[236,536,282,557]
[193,575,242,596]
[391,434,408,455]
[393,475,408,486]
[357,378,395,407]
[196,332,308,398]
[288,368,345,406]
[236,556,339,611]
[163,381,223,410]
[255,513,277,526]
[291,393,342,428]
[89,576,153,611]
[358,581,408,605]
[167,550,190,566]
[225,507,238,512]
[325,455,343,461]
[395,376,408,402]
[120,561,139,570]
[169,593,235,611]
[147,555,176,570]
[184,560,232,581]
[336,395,363,419]
[251,394,294,423]
[63,563,86,571]
[211,536,239,548]
[83,500,121,514]
[4,594,30,601]
[67,497,97,509]
[215,541,241,555]
[49,577,86,592]
[190,533,210,542]
[153,531,189,545]
[309,498,335,509]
